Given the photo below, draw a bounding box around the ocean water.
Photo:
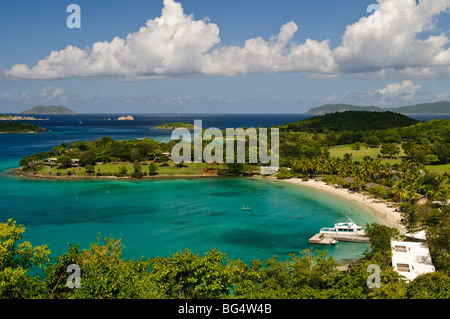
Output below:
[2,113,446,265]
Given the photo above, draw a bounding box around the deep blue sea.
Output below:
[1,113,448,266]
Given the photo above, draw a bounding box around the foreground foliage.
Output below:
[1,220,449,299]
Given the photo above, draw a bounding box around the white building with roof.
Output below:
[391,240,435,281]
[260,166,279,175]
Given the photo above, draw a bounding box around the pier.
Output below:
[309,233,370,245]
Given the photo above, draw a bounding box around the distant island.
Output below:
[0,121,48,133]
[117,115,134,121]
[20,105,76,114]
[306,101,450,115]
[282,111,420,132]
[154,122,199,130]
[0,114,49,121]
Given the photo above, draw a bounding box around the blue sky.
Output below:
[1,0,450,113]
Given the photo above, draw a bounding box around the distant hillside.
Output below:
[283,111,420,132]
[20,105,76,114]
[306,101,450,115]
[392,101,450,114]
[306,104,382,115]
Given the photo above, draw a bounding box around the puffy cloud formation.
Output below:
[376,80,422,100]
[4,0,450,80]
[334,0,450,74]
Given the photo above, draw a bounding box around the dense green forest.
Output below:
[306,101,450,115]
[154,122,198,130]
[282,111,420,132]
[1,219,449,299]
[7,111,450,299]
[0,121,48,133]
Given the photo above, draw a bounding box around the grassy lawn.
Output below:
[328,144,405,164]
[36,161,210,177]
[156,162,209,175]
[328,144,449,174]
[425,163,450,174]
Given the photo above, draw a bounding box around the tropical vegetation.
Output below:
[1,219,449,299]
[6,111,450,299]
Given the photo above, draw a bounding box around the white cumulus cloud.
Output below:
[376,80,422,100]
[333,0,450,76]
[4,0,450,80]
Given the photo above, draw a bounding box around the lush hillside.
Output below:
[306,104,382,115]
[306,101,450,115]
[393,101,450,114]
[283,111,420,132]
[20,105,76,114]
[0,121,48,133]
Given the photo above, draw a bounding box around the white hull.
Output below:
[319,218,366,237]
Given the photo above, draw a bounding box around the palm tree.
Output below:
[351,167,365,191]
[404,185,420,204]
[392,181,406,202]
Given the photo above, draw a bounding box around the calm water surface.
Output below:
[3,113,446,264]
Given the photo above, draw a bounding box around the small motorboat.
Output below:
[241,205,251,211]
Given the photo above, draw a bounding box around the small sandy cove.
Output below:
[281,178,406,233]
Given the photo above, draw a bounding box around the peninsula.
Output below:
[0,114,49,121]
[154,122,199,130]
[20,105,76,114]
[306,101,450,115]
[0,121,48,133]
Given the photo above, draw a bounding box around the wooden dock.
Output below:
[309,233,370,245]
[309,234,338,245]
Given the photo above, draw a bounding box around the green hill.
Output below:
[154,122,200,130]
[0,121,48,133]
[283,111,420,132]
[392,101,450,114]
[306,104,382,115]
[20,105,76,114]
[306,101,450,115]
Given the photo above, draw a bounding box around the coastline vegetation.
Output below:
[6,111,450,299]
[154,122,199,130]
[0,121,48,133]
[1,219,448,299]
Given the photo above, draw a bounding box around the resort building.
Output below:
[71,159,80,166]
[391,240,435,281]
[260,166,279,175]
[45,158,57,165]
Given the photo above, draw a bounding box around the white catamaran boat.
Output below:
[320,218,366,237]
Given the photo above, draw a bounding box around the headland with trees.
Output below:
[4,111,449,299]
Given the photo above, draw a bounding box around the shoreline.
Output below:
[6,168,217,181]
[280,178,406,233]
[7,167,406,232]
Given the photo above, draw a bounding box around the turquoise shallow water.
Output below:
[1,170,380,264]
[0,113,392,265]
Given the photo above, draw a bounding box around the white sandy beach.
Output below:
[281,178,406,233]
